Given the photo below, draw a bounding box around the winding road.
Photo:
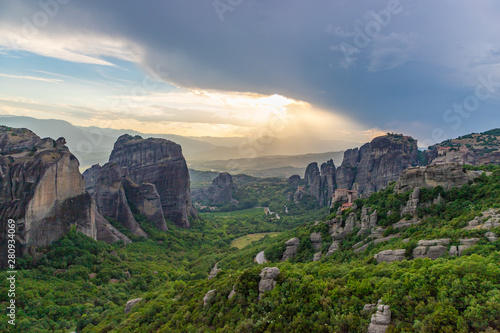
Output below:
[255,251,267,264]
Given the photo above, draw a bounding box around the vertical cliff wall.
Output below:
[0,127,97,268]
[109,134,196,228]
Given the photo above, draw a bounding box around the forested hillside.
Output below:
[1,166,499,332]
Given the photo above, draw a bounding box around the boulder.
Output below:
[258,267,280,300]
[374,249,406,263]
[282,237,299,261]
[326,241,341,256]
[485,232,498,242]
[313,252,322,261]
[310,232,322,251]
[417,239,450,246]
[124,298,143,314]
[228,286,236,300]
[367,300,391,333]
[203,289,216,306]
[413,240,449,260]
[208,263,221,280]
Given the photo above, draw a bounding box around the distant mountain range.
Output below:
[0,116,356,176]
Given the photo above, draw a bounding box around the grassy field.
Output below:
[200,207,266,218]
[230,232,280,249]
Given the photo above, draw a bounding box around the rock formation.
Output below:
[124,298,143,314]
[367,300,391,333]
[401,187,420,215]
[258,267,280,300]
[208,263,221,280]
[109,134,196,228]
[95,213,132,244]
[465,209,500,230]
[395,163,482,193]
[326,241,340,256]
[413,239,450,259]
[359,207,378,234]
[0,127,97,268]
[191,172,237,205]
[228,286,236,300]
[310,232,322,251]
[303,160,336,207]
[83,163,148,238]
[374,249,406,263]
[336,134,419,194]
[449,238,480,257]
[203,289,216,306]
[122,178,167,231]
[282,237,300,261]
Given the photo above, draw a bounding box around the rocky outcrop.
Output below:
[321,160,336,204]
[336,134,419,194]
[304,160,336,207]
[124,298,143,314]
[465,209,500,230]
[359,207,377,234]
[203,289,216,306]
[485,232,498,243]
[367,300,391,333]
[449,238,480,257]
[0,127,97,268]
[208,263,221,280]
[401,187,420,215]
[109,134,196,228]
[282,237,299,261]
[122,178,167,231]
[228,286,236,300]
[310,232,322,251]
[374,249,406,263]
[413,239,450,259]
[395,163,482,194]
[84,163,147,238]
[95,213,131,244]
[313,252,322,261]
[191,172,237,205]
[326,241,341,256]
[258,267,280,300]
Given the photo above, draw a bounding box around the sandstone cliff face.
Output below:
[394,162,482,194]
[191,172,237,205]
[336,135,419,194]
[109,134,196,228]
[304,159,336,207]
[83,163,148,238]
[122,178,167,231]
[0,127,97,268]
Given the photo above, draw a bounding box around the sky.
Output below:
[0,0,499,148]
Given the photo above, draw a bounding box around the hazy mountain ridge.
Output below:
[0,116,354,176]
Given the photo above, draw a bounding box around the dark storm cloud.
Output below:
[2,0,500,143]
